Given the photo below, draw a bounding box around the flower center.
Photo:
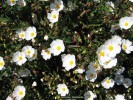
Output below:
[56,4,60,9]
[123,45,127,50]
[20,33,24,38]
[56,46,61,51]
[18,56,23,60]
[52,14,57,19]
[27,50,31,55]
[124,22,129,26]
[19,91,23,96]
[108,45,114,51]
[62,87,66,92]
[10,0,15,3]
[69,60,74,66]
[30,32,35,37]
[90,73,94,78]
[99,51,104,57]
[106,79,111,83]
[0,62,4,67]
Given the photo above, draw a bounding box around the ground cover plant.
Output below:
[0,0,133,100]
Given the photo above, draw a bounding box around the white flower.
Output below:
[96,45,110,63]
[7,0,18,6]
[28,49,37,61]
[111,35,122,45]
[101,77,114,89]
[62,54,76,71]
[12,51,27,66]
[47,10,59,23]
[119,16,133,30]
[41,49,51,60]
[99,57,117,69]
[13,85,26,99]
[85,69,97,82]
[110,24,120,33]
[22,45,35,58]
[74,68,85,74]
[25,26,37,41]
[122,39,133,54]
[88,61,102,71]
[32,81,37,87]
[104,39,121,58]
[115,94,125,100]
[0,57,5,70]
[44,35,49,41]
[84,91,97,100]
[129,0,133,2]
[17,0,26,7]
[50,39,65,56]
[57,84,69,96]
[50,0,64,12]
[6,96,13,100]
[16,30,25,40]
[123,78,132,88]
[114,74,124,85]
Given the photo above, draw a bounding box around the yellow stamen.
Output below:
[19,91,23,96]
[10,0,15,3]
[52,14,57,19]
[30,32,35,37]
[69,60,74,66]
[56,4,60,9]
[99,51,104,57]
[124,22,129,26]
[123,45,127,50]
[27,50,31,55]
[62,87,66,91]
[106,79,111,83]
[18,56,23,60]
[20,33,24,38]
[56,46,61,51]
[108,45,114,51]
[0,62,4,66]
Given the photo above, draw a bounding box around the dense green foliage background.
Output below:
[0,0,133,100]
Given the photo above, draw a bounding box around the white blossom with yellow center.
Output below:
[119,16,133,30]
[84,90,97,100]
[47,10,59,23]
[25,26,37,41]
[99,57,117,69]
[101,77,114,89]
[50,0,64,12]
[13,51,27,66]
[122,39,133,54]
[85,69,97,82]
[41,49,51,60]
[16,30,25,40]
[57,84,69,96]
[62,54,76,71]
[104,39,121,58]
[13,85,26,99]
[7,0,18,6]
[50,39,65,56]
[88,61,102,71]
[22,45,35,58]
[28,49,37,61]
[0,57,5,70]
